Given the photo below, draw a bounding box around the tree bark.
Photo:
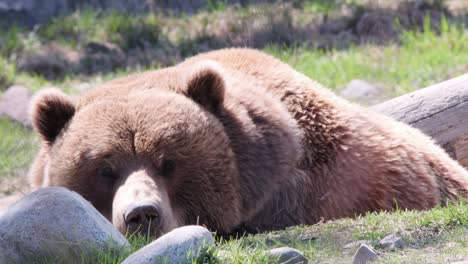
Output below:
[371,73,468,166]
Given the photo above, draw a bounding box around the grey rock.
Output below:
[17,43,79,79]
[0,187,129,263]
[265,233,292,246]
[341,79,379,102]
[0,85,32,127]
[79,42,125,74]
[319,20,350,34]
[266,247,308,264]
[298,231,317,242]
[121,225,215,264]
[353,244,378,264]
[398,1,445,32]
[18,54,66,79]
[344,240,372,249]
[355,11,397,43]
[379,234,405,250]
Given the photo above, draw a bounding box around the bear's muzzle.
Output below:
[124,201,161,236]
[112,169,179,238]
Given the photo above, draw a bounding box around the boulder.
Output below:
[353,244,378,264]
[379,234,405,250]
[340,79,382,104]
[121,225,215,264]
[0,85,32,127]
[0,187,128,263]
[266,247,308,264]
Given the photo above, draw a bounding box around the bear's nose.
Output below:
[124,202,160,235]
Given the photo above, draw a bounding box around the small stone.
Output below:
[216,249,230,261]
[121,225,215,264]
[266,247,308,264]
[75,82,93,93]
[0,187,129,263]
[353,244,378,264]
[355,11,397,43]
[379,234,405,250]
[340,79,379,103]
[319,20,349,34]
[0,85,32,127]
[344,240,372,249]
[298,231,318,242]
[265,233,292,246]
[451,254,468,264]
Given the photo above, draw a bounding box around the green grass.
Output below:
[205,0,230,13]
[2,16,466,95]
[211,200,468,264]
[36,10,162,50]
[0,0,465,86]
[0,25,24,57]
[0,57,15,91]
[0,118,37,178]
[84,234,153,264]
[301,0,355,13]
[28,200,467,263]
[202,0,359,15]
[0,118,37,196]
[2,8,466,94]
[266,16,468,95]
[34,200,466,263]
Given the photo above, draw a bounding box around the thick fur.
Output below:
[30,48,468,236]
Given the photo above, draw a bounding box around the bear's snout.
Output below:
[112,169,180,238]
[124,202,161,235]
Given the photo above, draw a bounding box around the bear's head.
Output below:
[30,65,243,238]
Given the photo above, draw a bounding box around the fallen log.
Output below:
[371,73,468,166]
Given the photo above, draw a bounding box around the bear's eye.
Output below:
[161,160,176,177]
[98,166,117,180]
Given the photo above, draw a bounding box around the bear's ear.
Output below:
[30,88,75,143]
[186,62,225,113]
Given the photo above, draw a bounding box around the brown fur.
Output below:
[29,48,468,237]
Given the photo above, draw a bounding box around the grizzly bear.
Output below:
[29,48,468,238]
